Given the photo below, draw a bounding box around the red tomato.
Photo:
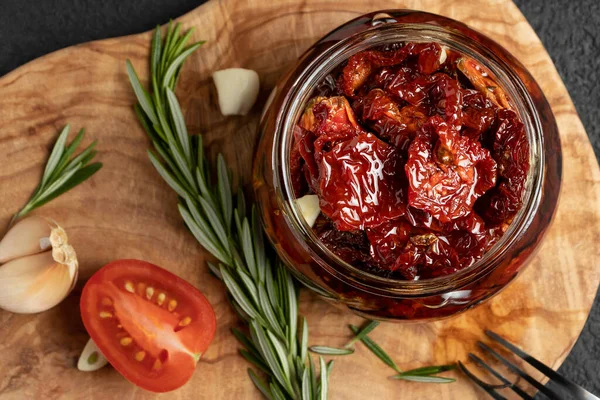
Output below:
[80,259,216,392]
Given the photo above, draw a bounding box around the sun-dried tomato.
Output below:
[366,219,412,264]
[319,133,407,231]
[340,43,444,96]
[461,89,497,140]
[316,221,372,266]
[361,89,428,150]
[476,109,530,225]
[405,116,497,223]
[457,57,511,109]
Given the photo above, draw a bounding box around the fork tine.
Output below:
[469,353,534,400]
[458,361,508,400]
[477,341,563,400]
[486,330,600,400]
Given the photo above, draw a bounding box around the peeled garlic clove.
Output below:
[295,195,321,228]
[0,216,66,264]
[212,68,260,116]
[0,247,78,314]
[439,45,448,65]
[78,338,108,372]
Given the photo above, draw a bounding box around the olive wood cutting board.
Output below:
[0,0,599,399]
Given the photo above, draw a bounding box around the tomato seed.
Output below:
[168,299,177,312]
[125,281,135,293]
[157,293,166,305]
[135,351,146,361]
[136,282,146,296]
[120,337,133,346]
[99,311,113,318]
[179,316,191,327]
[146,287,154,300]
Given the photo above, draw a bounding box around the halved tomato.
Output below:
[80,259,216,392]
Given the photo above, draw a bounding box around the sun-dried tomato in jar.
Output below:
[290,42,530,280]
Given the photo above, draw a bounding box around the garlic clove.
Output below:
[439,46,448,65]
[0,248,78,314]
[78,338,108,372]
[212,68,260,116]
[0,216,66,264]
[295,195,321,228]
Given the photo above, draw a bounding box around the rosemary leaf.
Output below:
[170,29,198,62]
[148,151,187,198]
[399,364,456,376]
[240,349,272,376]
[258,285,285,340]
[183,194,220,247]
[349,325,400,372]
[150,26,162,79]
[159,20,175,75]
[252,321,294,397]
[165,88,192,164]
[166,138,195,190]
[319,357,328,400]
[198,196,228,248]
[248,369,274,400]
[327,360,334,377]
[221,267,259,320]
[270,382,287,400]
[265,260,279,311]
[392,375,456,384]
[135,103,164,143]
[266,330,292,382]
[236,267,260,308]
[252,207,266,282]
[217,154,233,231]
[162,43,202,89]
[344,320,380,348]
[237,187,247,219]
[302,368,311,400]
[309,354,317,395]
[126,60,158,125]
[41,124,70,188]
[178,204,228,263]
[300,318,308,363]
[241,219,258,279]
[284,269,298,354]
[50,128,85,180]
[64,142,97,173]
[232,328,262,359]
[309,346,355,356]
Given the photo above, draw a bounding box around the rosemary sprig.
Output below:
[349,324,456,383]
[127,22,330,399]
[11,125,102,225]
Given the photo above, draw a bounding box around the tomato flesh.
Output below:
[80,259,216,393]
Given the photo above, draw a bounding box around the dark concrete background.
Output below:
[0,0,598,396]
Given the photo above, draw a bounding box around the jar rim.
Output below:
[271,11,545,297]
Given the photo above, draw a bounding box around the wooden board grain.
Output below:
[0,0,599,399]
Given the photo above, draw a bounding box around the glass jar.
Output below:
[253,10,561,321]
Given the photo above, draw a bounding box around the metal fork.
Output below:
[458,330,599,400]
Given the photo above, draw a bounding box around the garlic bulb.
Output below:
[0,216,78,313]
[212,68,260,116]
[78,338,108,372]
